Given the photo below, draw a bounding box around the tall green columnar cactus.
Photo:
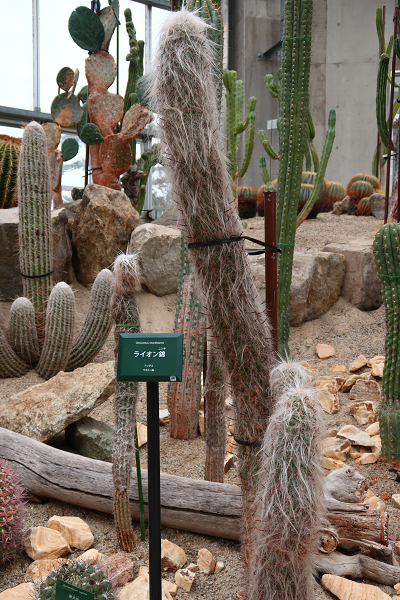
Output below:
[152,10,273,568]
[223,69,256,197]
[276,0,336,355]
[204,341,226,483]
[18,122,53,346]
[0,135,21,209]
[248,362,325,600]
[123,7,144,163]
[168,237,205,440]
[374,223,400,463]
[111,254,141,553]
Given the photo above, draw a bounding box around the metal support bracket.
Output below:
[257,40,282,61]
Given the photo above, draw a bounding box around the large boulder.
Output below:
[0,361,115,442]
[128,223,182,296]
[323,240,382,310]
[248,251,346,326]
[65,416,113,462]
[0,207,74,301]
[71,184,141,286]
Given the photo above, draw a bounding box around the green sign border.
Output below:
[117,333,183,382]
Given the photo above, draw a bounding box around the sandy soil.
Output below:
[1,213,400,599]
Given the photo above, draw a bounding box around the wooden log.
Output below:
[314,551,400,586]
[0,427,242,540]
[0,428,390,548]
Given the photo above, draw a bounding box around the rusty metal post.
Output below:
[171,0,175,10]
[376,6,386,178]
[384,6,398,223]
[264,190,278,355]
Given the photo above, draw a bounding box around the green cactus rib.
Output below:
[135,144,159,216]
[296,109,336,227]
[123,8,144,163]
[258,130,279,160]
[8,297,40,365]
[276,0,313,355]
[66,269,115,372]
[259,157,273,187]
[377,54,390,149]
[373,223,400,459]
[264,74,278,98]
[111,255,142,553]
[18,122,53,347]
[0,135,21,209]
[304,140,312,171]
[35,283,76,380]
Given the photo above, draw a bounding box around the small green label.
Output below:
[55,580,94,600]
[117,333,184,382]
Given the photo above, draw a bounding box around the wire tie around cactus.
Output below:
[188,236,281,253]
[20,270,55,279]
[233,435,262,448]
[379,274,400,277]
[276,242,295,246]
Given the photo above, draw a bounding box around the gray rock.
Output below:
[323,240,382,311]
[0,207,75,301]
[71,184,141,287]
[128,223,182,296]
[0,361,116,442]
[332,196,349,215]
[368,192,385,221]
[248,251,346,326]
[65,416,113,462]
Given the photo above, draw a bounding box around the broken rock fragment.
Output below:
[24,526,71,561]
[316,344,335,359]
[197,548,216,575]
[161,539,187,572]
[348,355,368,372]
[337,425,373,447]
[348,401,375,426]
[175,568,196,592]
[47,515,94,551]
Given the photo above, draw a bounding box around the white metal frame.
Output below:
[32,0,40,111]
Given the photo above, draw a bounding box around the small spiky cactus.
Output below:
[248,362,325,600]
[346,179,374,215]
[35,561,115,600]
[151,9,273,567]
[7,297,40,365]
[373,223,400,463]
[111,254,141,553]
[326,181,345,204]
[18,122,53,346]
[0,459,26,564]
[237,186,258,219]
[66,269,115,371]
[0,307,30,378]
[0,134,21,209]
[169,237,205,440]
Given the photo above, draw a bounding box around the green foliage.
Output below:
[77,102,87,138]
[373,223,400,459]
[71,187,84,201]
[68,6,105,53]
[61,138,79,162]
[376,53,390,148]
[77,85,88,102]
[80,123,104,146]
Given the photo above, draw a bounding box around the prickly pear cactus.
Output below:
[0,459,25,564]
[373,223,400,464]
[35,561,115,600]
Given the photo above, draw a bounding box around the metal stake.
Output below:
[384,6,398,223]
[147,381,162,600]
[264,190,278,354]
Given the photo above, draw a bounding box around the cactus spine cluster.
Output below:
[0,122,115,381]
[111,254,142,553]
[0,459,25,564]
[248,362,325,600]
[35,561,115,600]
[168,237,205,440]
[0,135,21,209]
[152,9,273,568]
[373,224,400,462]
[204,341,226,483]
[224,70,256,197]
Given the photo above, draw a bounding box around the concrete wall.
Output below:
[230,0,395,190]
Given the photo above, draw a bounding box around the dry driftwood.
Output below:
[314,551,400,586]
[0,428,392,556]
[0,427,241,540]
[324,466,369,512]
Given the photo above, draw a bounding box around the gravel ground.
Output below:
[2,212,400,599]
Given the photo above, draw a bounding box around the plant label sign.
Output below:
[55,580,94,600]
[117,333,184,382]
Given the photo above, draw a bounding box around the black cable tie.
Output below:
[233,435,262,448]
[20,270,55,279]
[188,235,281,253]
